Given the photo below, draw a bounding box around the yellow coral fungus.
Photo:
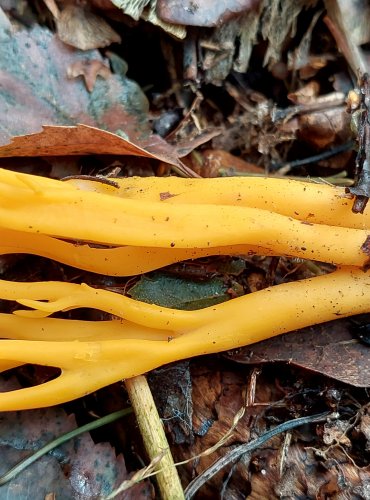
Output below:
[65,175,370,229]
[0,167,369,411]
[0,227,275,276]
[0,267,368,410]
[0,169,368,266]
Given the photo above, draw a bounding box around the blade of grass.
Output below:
[0,407,132,486]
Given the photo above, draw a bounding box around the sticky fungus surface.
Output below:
[0,168,369,410]
[64,175,370,229]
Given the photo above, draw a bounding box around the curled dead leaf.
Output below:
[0,124,195,176]
[57,4,121,50]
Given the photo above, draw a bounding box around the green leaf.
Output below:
[129,272,230,310]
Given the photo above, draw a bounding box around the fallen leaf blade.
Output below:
[0,124,184,168]
[225,318,370,387]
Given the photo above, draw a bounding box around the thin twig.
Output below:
[274,141,354,171]
[184,411,331,499]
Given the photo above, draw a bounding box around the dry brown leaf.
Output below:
[157,359,272,498]
[174,131,222,158]
[189,149,264,177]
[297,106,351,149]
[249,443,370,499]
[226,318,370,387]
[0,124,186,170]
[57,3,121,50]
[0,25,193,173]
